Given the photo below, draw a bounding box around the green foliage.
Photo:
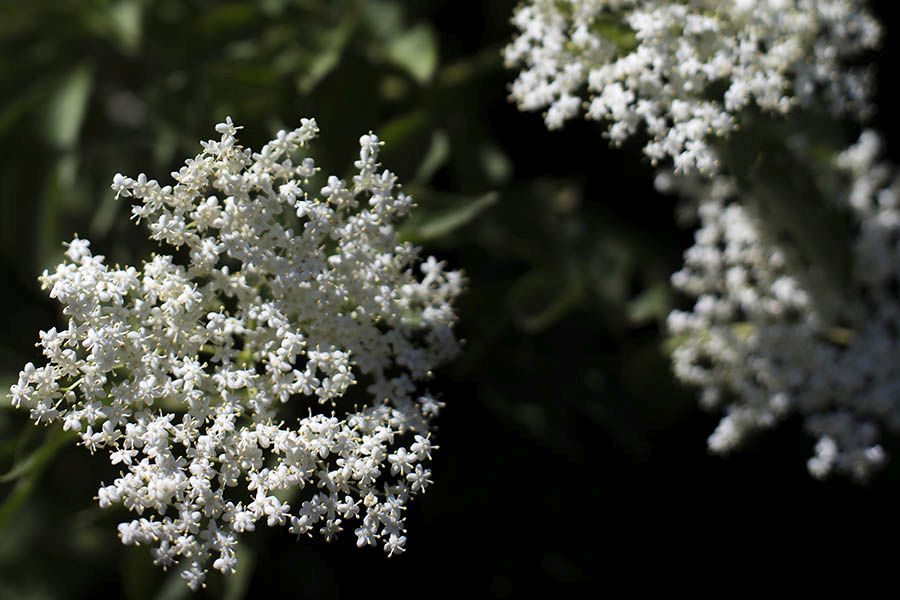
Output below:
[400,191,498,242]
[383,24,439,84]
[0,426,73,532]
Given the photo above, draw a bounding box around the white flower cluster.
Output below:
[504,0,880,173]
[10,118,462,588]
[665,131,900,481]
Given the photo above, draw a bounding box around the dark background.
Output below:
[1,1,898,596]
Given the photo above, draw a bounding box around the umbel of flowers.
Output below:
[505,0,900,481]
[10,118,462,588]
[664,131,900,482]
[504,0,880,173]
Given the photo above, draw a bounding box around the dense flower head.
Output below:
[10,117,462,588]
[664,131,900,481]
[504,0,880,173]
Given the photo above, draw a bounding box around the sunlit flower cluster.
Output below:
[10,118,462,588]
[665,131,900,481]
[505,0,880,173]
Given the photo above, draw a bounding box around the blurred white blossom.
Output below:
[505,0,880,173]
[665,131,900,481]
[10,117,462,588]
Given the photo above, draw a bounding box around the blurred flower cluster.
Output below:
[664,131,900,481]
[505,0,880,173]
[507,0,900,481]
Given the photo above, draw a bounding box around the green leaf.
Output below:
[223,543,256,600]
[296,15,356,94]
[0,426,73,484]
[44,63,94,150]
[0,77,52,136]
[360,0,404,39]
[196,3,258,36]
[508,266,584,333]
[0,435,17,464]
[0,498,40,567]
[378,111,433,179]
[89,187,122,238]
[587,236,635,305]
[152,122,179,169]
[122,546,157,600]
[379,111,430,149]
[151,566,192,600]
[108,0,143,53]
[0,427,73,533]
[436,45,502,89]
[415,130,450,184]
[478,143,512,185]
[590,15,637,54]
[38,157,79,271]
[384,24,438,84]
[0,373,14,409]
[399,191,498,242]
[626,283,671,326]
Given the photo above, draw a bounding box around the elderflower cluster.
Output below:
[10,118,462,588]
[504,0,880,173]
[665,131,900,481]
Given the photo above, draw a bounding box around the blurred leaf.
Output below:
[64,506,110,558]
[415,130,450,184]
[0,78,51,136]
[108,0,144,53]
[122,545,165,600]
[44,63,93,150]
[508,266,584,333]
[379,111,431,153]
[826,326,855,346]
[89,187,122,238]
[437,44,503,88]
[384,24,438,84]
[626,283,671,325]
[378,111,433,178]
[0,499,39,565]
[38,158,77,270]
[296,14,356,93]
[478,143,513,185]
[591,16,637,53]
[0,372,13,409]
[379,74,410,100]
[360,0,404,39]
[0,427,72,533]
[153,123,180,169]
[196,3,257,36]
[587,237,635,304]
[0,437,16,465]
[0,426,72,484]
[400,191,498,242]
[223,543,256,600]
[151,567,192,600]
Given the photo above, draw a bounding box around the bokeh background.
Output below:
[1,1,899,596]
